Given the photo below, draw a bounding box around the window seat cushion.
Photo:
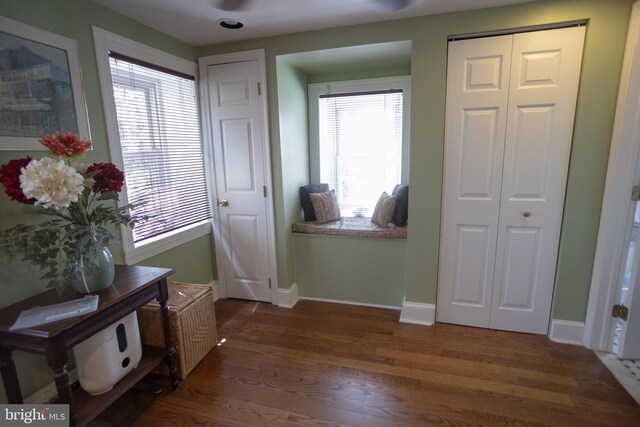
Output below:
[292,217,407,239]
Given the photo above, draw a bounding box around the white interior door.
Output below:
[609,2,640,358]
[438,26,585,333]
[490,27,586,334]
[437,35,512,327]
[585,2,640,355]
[616,199,640,358]
[207,60,272,302]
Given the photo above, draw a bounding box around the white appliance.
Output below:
[73,312,142,395]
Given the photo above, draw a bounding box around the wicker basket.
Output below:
[137,282,217,379]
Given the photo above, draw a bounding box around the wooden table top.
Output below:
[0,265,175,340]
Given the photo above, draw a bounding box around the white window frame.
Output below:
[308,76,411,193]
[92,27,212,265]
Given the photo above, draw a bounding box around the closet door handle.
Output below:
[523,211,532,218]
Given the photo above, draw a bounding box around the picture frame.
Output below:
[0,15,90,150]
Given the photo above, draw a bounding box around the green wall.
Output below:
[275,60,310,287]
[307,64,412,84]
[293,234,407,307]
[0,0,216,402]
[198,0,634,322]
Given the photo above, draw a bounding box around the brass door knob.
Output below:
[217,199,229,207]
[523,211,532,218]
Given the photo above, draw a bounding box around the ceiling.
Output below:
[92,0,537,46]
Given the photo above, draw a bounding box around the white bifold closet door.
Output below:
[437,26,585,334]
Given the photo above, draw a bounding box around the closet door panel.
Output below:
[490,26,586,334]
[452,225,492,306]
[459,108,501,198]
[437,35,512,327]
[497,226,541,309]
[508,106,555,199]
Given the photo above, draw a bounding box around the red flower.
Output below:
[39,132,92,158]
[0,157,34,204]
[87,162,124,193]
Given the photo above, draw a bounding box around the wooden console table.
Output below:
[0,265,180,426]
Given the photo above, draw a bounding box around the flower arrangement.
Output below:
[0,133,145,294]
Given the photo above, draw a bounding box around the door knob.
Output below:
[523,211,532,218]
[217,199,229,207]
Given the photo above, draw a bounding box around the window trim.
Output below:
[92,27,212,265]
[308,76,411,187]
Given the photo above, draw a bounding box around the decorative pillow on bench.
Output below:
[391,184,409,226]
[371,192,397,228]
[300,183,330,221]
[310,190,341,224]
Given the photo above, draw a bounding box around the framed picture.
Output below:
[0,15,90,150]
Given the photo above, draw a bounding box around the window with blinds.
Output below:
[319,90,403,217]
[108,52,211,244]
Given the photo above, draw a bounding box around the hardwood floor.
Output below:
[133,299,640,426]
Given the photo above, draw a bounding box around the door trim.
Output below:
[448,19,587,41]
[585,1,640,350]
[199,49,280,304]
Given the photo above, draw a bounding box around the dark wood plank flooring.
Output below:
[133,299,640,426]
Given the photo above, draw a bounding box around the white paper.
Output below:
[10,295,99,330]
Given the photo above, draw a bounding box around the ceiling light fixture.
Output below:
[218,19,244,29]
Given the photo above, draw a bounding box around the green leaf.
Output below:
[97,192,119,201]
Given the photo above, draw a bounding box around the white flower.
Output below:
[20,158,85,209]
[70,162,89,174]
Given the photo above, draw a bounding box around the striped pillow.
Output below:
[371,192,397,228]
[310,190,341,224]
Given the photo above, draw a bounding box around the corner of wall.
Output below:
[278,283,300,308]
[399,299,435,325]
[210,280,225,301]
[549,319,586,346]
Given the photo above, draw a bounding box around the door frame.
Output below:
[199,49,280,304]
[585,1,640,350]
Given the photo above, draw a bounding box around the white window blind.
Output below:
[108,52,211,244]
[319,90,403,217]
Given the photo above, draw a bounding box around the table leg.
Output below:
[158,279,180,388]
[49,354,76,426]
[0,347,23,403]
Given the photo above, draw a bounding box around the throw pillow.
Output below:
[371,192,397,228]
[300,183,330,221]
[391,184,409,226]
[310,190,341,224]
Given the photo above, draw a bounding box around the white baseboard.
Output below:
[278,283,299,308]
[210,280,225,301]
[399,300,436,326]
[299,296,401,310]
[211,280,298,307]
[549,319,585,346]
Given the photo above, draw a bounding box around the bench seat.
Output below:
[292,217,407,239]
